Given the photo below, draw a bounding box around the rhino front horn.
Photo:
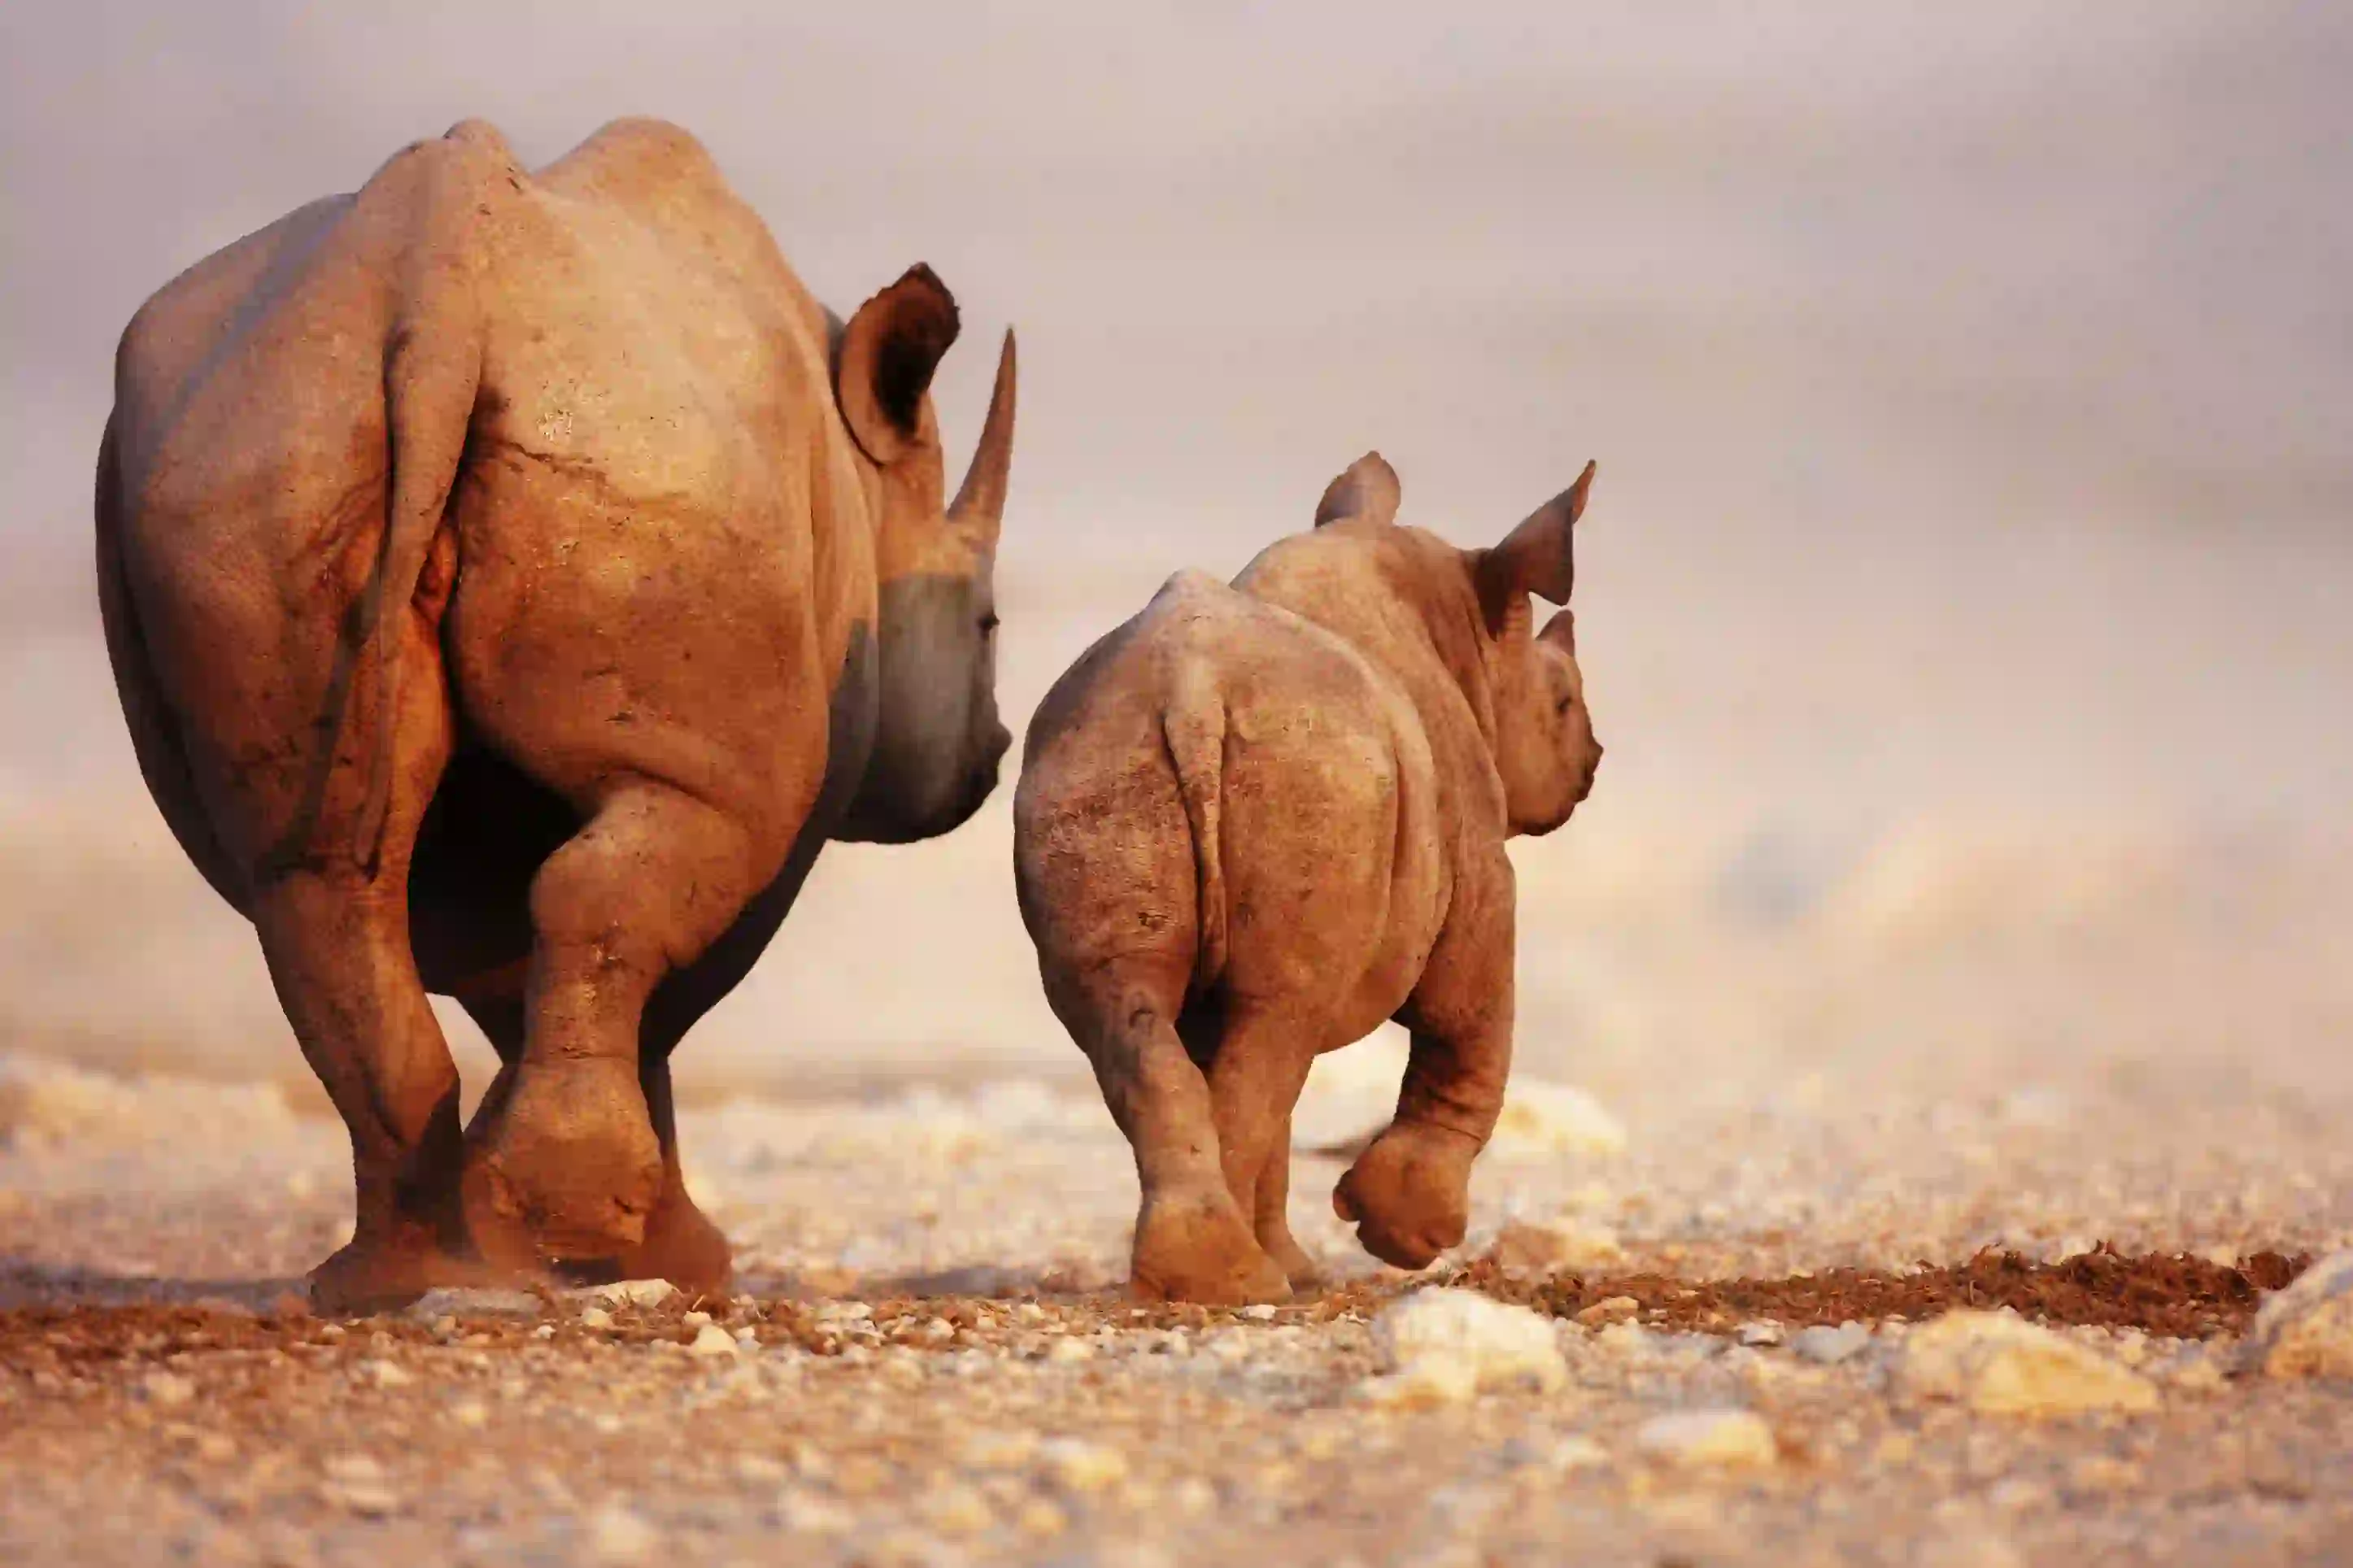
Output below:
[950,328,1018,545]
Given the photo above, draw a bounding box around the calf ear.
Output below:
[1314,451,1401,528]
[1475,460,1595,633]
[836,264,961,465]
[1538,608,1577,654]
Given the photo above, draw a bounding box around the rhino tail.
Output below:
[347,143,493,874]
[1161,668,1230,990]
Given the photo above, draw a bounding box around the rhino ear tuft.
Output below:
[1475,460,1595,633]
[1314,451,1402,529]
[835,264,961,465]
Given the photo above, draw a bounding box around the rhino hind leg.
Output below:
[461,782,758,1270]
[237,623,486,1312]
[458,993,730,1294]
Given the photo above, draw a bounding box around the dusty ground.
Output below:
[4,1043,2351,1568]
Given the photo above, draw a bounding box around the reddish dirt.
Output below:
[0,1245,2310,1376]
[1462,1244,2313,1339]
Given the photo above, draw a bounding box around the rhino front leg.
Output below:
[1336,862,1514,1271]
[463,784,759,1270]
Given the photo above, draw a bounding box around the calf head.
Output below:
[830,264,1018,843]
[1474,460,1601,834]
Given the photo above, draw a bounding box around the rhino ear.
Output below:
[836,264,961,465]
[1314,451,1402,528]
[1538,608,1577,654]
[1475,460,1595,634]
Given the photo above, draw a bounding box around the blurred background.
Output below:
[2,1,2348,1117]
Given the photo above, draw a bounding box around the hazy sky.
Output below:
[4,2,2350,817]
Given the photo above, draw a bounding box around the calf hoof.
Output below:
[464,1058,663,1264]
[1131,1190,1292,1305]
[1332,1122,1476,1271]
[307,1227,491,1316]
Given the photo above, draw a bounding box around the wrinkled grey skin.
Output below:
[841,573,1010,843]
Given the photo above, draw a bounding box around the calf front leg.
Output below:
[1336,860,1514,1270]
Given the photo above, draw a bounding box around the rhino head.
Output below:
[826,264,1018,843]
[1475,460,1602,836]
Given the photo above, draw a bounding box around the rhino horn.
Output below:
[1314,451,1401,529]
[949,327,1017,547]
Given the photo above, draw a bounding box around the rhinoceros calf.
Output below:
[96,119,1017,1310]
[1014,454,1600,1303]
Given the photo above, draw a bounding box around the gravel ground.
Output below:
[4,1041,2351,1568]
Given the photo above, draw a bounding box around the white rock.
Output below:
[1038,1437,1129,1492]
[1737,1322,1784,1348]
[1046,1336,1096,1364]
[687,1322,740,1359]
[1365,1289,1567,1405]
[1898,1310,2157,1416]
[140,1370,197,1407]
[1789,1322,1872,1365]
[1487,1080,1628,1159]
[1240,1304,1279,1322]
[355,1358,412,1389]
[583,1279,678,1311]
[578,1306,615,1331]
[405,1287,542,1320]
[1633,1408,1778,1468]
[585,1500,659,1563]
[2240,1249,2353,1379]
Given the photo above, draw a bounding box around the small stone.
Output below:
[1039,1437,1129,1493]
[1046,1336,1096,1364]
[778,1488,857,1535]
[1369,1289,1567,1403]
[1916,1533,2026,1568]
[1789,1322,1873,1365]
[355,1358,412,1390]
[961,1429,1039,1470]
[687,1322,740,1359]
[579,1307,616,1331]
[1899,1310,2158,1417]
[1633,1409,1778,1469]
[682,1310,712,1330]
[1240,1304,1279,1322]
[141,1370,197,1407]
[815,1300,874,1325]
[1014,1498,1068,1537]
[920,1483,996,1535]
[586,1500,659,1563]
[585,1279,678,1310]
[1737,1322,1784,1348]
[406,1287,543,1321]
[2240,1248,2353,1380]
[1575,1296,1640,1327]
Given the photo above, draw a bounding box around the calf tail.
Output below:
[1161,665,1229,990]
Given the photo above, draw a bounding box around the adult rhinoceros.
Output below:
[95,118,1017,1310]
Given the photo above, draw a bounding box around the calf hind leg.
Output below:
[1204,1013,1321,1291]
[1057,978,1289,1305]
